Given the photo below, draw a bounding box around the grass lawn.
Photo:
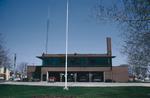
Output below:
[0,84,150,98]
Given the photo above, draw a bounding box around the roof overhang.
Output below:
[37,54,116,59]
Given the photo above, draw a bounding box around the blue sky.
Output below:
[0,0,127,66]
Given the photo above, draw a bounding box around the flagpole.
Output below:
[64,0,69,90]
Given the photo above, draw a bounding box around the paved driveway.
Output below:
[1,82,150,87]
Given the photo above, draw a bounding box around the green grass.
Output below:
[0,84,150,98]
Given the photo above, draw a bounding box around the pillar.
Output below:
[89,72,92,82]
[103,72,105,82]
[46,71,49,81]
[74,73,77,82]
[60,73,63,82]
[41,73,43,81]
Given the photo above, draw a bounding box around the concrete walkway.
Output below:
[1,82,150,87]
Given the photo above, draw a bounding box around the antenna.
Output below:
[45,6,50,54]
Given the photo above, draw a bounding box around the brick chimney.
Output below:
[106,37,112,56]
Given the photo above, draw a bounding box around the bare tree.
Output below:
[17,62,28,78]
[0,33,10,68]
[94,0,150,76]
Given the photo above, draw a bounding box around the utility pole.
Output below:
[14,53,16,78]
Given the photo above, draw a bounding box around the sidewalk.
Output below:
[1,82,150,87]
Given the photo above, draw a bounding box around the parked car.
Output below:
[32,78,40,82]
[22,78,28,82]
[105,79,115,82]
[93,78,101,82]
[14,77,21,81]
[48,77,56,82]
[0,77,4,80]
[78,76,88,82]
[92,76,102,82]
[67,76,74,82]
[0,77,4,82]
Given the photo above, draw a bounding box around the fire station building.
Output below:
[27,37,128,82]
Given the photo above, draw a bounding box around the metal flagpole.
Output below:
[64,0,69,90]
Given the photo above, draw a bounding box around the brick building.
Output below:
[27,37,128,82]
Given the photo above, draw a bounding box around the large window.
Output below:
[42,57,112,67]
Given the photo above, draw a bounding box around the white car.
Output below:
[0,77,4,82]
[0,77,4,80]
[14,77,21,81]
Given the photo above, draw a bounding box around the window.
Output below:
[42,57,111,67]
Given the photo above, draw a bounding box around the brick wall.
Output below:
[105,66,129,82]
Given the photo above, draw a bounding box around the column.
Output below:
[60,73,63,82]
[46,71,49,81]
[41,73,43,81]
[103,72,105,82]
[89,72,92,82]
[74,73,77,82]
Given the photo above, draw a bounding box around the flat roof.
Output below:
[37,53,115,59]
